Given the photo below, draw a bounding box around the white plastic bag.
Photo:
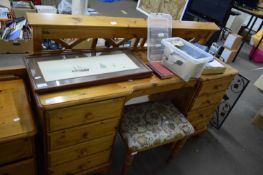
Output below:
[58,0,72,14]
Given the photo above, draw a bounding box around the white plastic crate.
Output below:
[162,37,213,81]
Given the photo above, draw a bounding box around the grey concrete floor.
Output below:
[1,0,263,175]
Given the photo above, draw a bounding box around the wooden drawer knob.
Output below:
[82,132,89,139]
[214,85,219,90]
[84,113,93,120]
[80,148,88,155]
[206,100,212,104]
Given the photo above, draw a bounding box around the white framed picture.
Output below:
[136,0,189,20]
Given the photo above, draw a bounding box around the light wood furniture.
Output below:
[0,78,36,175]
[25,14,238,175]
[26,13,219,53]
[30,50,238,175]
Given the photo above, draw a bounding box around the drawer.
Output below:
[187,106,217,123]
[191,91,225,110]
[47,98,124,132]
[198,76,233,96]
[48,150,111,175]
[48,118,119,151]
[0,159,35,175]
[48,134,115,167]
[0,138,33,166]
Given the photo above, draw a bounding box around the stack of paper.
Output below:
[202,59,226,75]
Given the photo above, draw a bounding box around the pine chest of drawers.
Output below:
[35,96,125,175]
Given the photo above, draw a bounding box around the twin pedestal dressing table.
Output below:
[0,13,238,175]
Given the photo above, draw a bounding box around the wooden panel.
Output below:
[27,13,218,31]
[48,150,111,175]
[0,65,26,77]
[42,28,147,39]
[191,91,225,110]
[47,98,124,132]
[198,76,234,96]
[0,138,33,166]
[187,106,217,123]
[0,159,35,175]
[48,134,114,167]
[48,118,119,150]
[27,13,219,53]
[0,79,36,143]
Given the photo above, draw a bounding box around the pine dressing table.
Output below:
[26,13,238,175]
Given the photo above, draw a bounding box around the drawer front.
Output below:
[48,118,119,151]
[187,106,217,123]
[0,159,35,175]
[47,98,124,132]
[198,76,233,97]
[0,138,33,165]
[49,150,111,175]
[191,91,225,110]
[48,134,115,167]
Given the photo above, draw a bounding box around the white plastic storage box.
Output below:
[162,37,213,81]
[147,13,172,61]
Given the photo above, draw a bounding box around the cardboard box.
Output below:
[0,39,33,54]
[13,1,36,18]
[0,0,11,8]
[254,74,263,92]
[224,34,242,50]
[220,48,238,63]
[253,107,263,129]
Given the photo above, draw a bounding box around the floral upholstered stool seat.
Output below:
[120,101,194,175]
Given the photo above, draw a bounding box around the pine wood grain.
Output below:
[26,13,219,52]
[48,150,111,175]
[0,79,36,143]
[46,98,124,132]
[48,118,119,151]
[48,134,114,167]
[0,138,33,165]
[0,159,35,175]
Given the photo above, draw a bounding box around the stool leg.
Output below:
[167,137,189,163]
[121,151,137,175]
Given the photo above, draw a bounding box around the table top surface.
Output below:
[0,79,36,143]
[26,13,219,31]
[35,51,238,110]
[234,3,263,17]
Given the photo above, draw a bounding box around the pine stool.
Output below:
[120,101,195,175]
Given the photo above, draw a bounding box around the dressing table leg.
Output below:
[167,137,189,163]
[121,151,137,175]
